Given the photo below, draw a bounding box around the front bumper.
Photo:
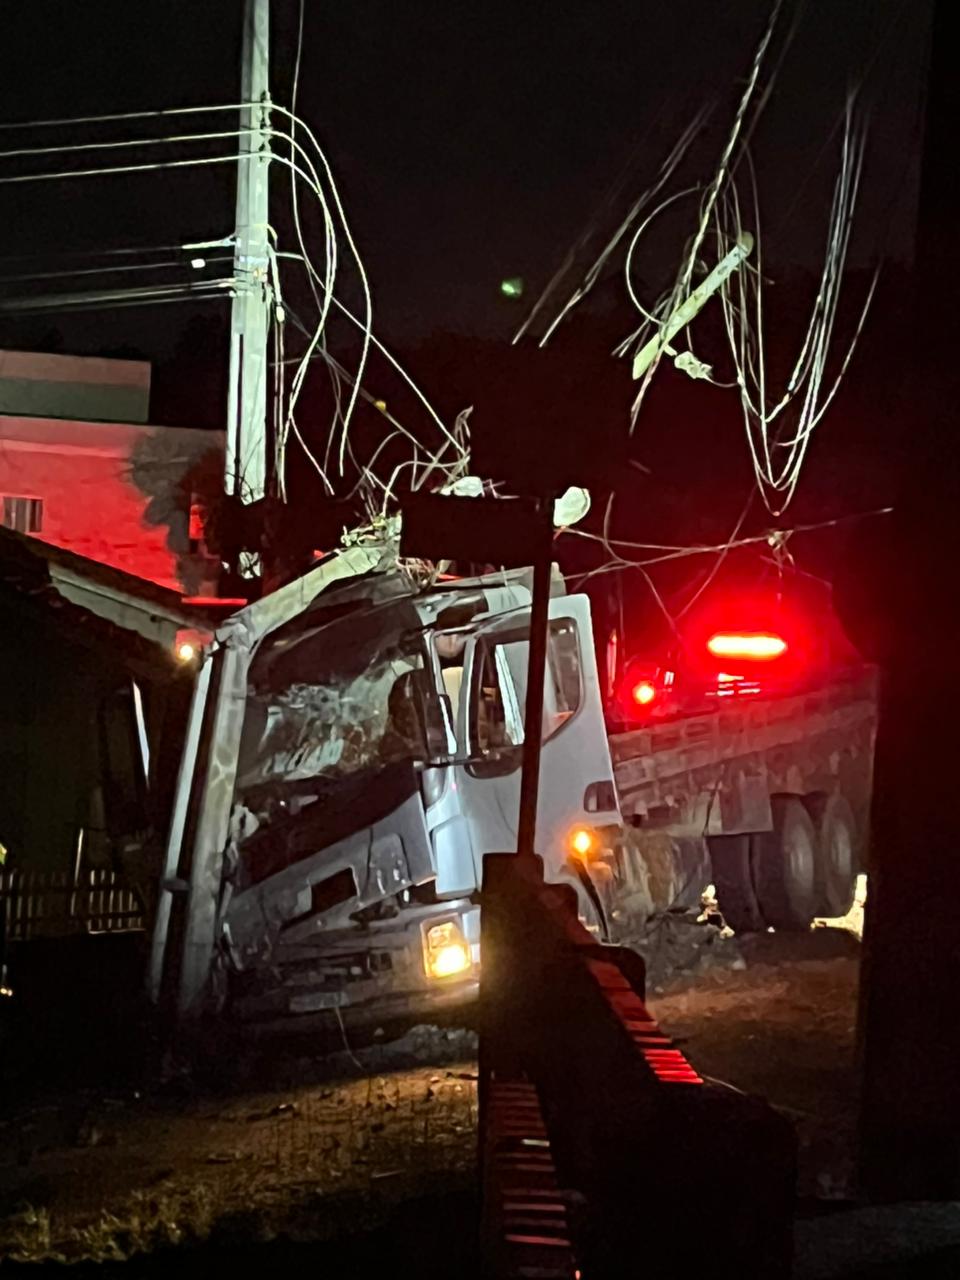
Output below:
[226,900,480,1033]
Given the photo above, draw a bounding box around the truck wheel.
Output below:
[707,834,765,933]
[751,796,818,931]
[805,792,858,917]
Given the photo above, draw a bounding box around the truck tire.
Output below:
[751,796,818,931]
[707,834,765,934]
[805,792,859,917]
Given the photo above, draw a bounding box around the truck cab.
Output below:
[150,547,621,1032]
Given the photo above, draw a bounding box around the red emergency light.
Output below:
[706,631,788,661]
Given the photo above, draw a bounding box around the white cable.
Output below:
[0,255,232,285]
[678,0,784,302]
[715,99,874,512]
[273,103,373,478]
[0,91,464,514]
[0,126,257,164]
[276,247,462,456]
[0,100,255,133]
[534,109,709,347]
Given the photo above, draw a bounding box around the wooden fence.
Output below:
[0,867,146,942]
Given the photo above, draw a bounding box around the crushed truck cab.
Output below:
[150,542,620,1031]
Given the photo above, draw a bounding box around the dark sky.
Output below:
[0,0,929,361]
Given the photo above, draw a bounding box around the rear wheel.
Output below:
[805,792,859,917]
[751,796,818,931]
[708,833,765,933]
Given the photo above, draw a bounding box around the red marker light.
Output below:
[707,632,787,661]
[632,680,657,706]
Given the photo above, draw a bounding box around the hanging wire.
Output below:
[0,101,258,133]
[529,107,711,349]
[715,97,878,512]
[0,88,466,520]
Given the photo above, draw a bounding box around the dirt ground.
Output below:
[650,927,862,1200]
[0,1026,479,1266]
[0,930,861,1268]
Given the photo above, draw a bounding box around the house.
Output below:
[0,524,219,885]
[0,349,223,594]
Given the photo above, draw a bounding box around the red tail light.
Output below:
[706,632,787,661]
[631,679,657,706]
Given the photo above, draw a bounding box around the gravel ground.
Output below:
[0,1026,478,1265]
[0,924,893,1275]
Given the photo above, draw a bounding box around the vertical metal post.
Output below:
[517,505,553,858]
[226,0,272,517]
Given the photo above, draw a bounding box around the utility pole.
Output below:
[225,0,273,575]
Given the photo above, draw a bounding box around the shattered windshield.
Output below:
[236,594,432,800]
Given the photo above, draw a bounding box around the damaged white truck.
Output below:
[149,541,620,1032]
[3,523,876,1046]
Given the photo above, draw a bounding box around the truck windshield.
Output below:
[235,596,435,799]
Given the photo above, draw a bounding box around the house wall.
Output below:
[0,415,223,592]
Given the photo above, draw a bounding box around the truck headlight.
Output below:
[423,920,472,980]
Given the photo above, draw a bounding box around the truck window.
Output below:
[545,619,580,736]
[475,642,525,752]
[434,632,466,747]
[470,618,582,756]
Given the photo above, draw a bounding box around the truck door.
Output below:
[453,594,620,880]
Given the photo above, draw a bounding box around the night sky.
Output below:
[0,0,928,355]
[0,0,933,634]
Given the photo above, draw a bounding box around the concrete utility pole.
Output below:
[225,0,273,556]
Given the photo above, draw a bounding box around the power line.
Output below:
[0,150,245,186]
[0,242,199,264]
[0,255,231,285]
[0,84,466,515]
[0,101,253,133]
[565,505,892,572]
[0,126,257,165]
[0,279,237,315]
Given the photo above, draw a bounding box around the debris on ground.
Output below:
[626,908,745,990]
[813,873,868,941]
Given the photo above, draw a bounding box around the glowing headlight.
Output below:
[423,920,472,980]
[569,826,597,860]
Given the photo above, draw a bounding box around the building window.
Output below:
[1,496,44,534]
